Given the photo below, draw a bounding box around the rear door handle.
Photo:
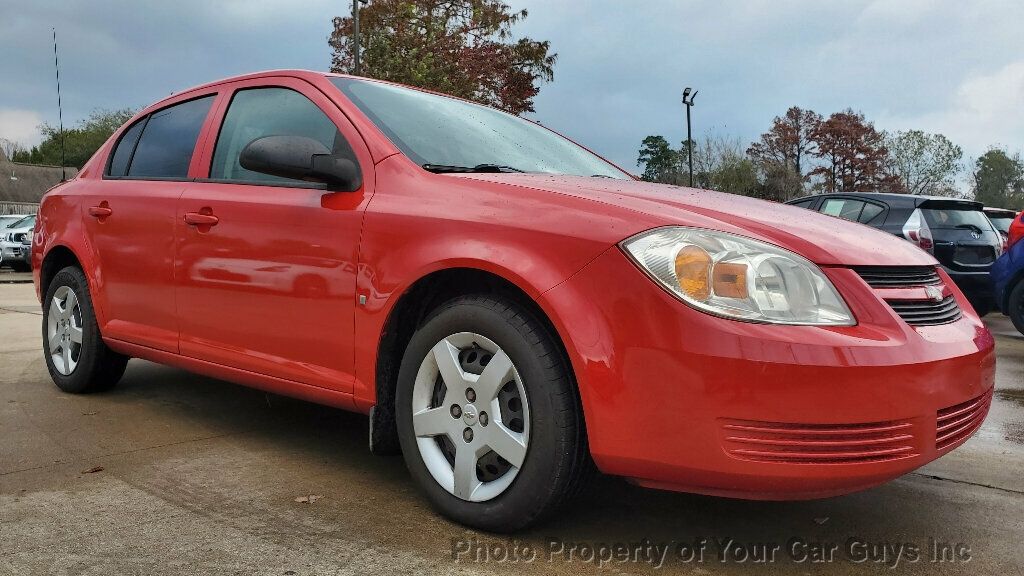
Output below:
[184,212,219,226]
[88,206,112,218]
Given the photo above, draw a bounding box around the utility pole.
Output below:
[353,0,361,75]
[682,87,698,187]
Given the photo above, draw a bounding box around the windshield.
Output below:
[8,215,34,229]
[331,77,626,179]
[988,216,1014,234]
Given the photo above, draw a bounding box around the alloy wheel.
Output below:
[411,332,530,502]
[47,285,83,375]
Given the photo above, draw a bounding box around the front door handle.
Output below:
[88,206,112,218]
[184,212,219,226]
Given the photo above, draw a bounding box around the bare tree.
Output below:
[0,138,23,162]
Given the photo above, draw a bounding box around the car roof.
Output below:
[790,192,983,209]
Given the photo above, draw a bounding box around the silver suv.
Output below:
[1,215,35,272]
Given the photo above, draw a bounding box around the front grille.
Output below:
[936,391,992,451]
[886,296,962,326]
[853,266,940,287]
[719,418,918,464]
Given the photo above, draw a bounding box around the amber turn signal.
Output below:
[674,246,711,300]
[712,262,748,298]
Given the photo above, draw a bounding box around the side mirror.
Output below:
[239,135,362,191]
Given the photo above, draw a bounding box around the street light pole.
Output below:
[682,87,698,187]
[352,0,361,75]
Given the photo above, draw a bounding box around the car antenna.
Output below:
[52,27,67,182]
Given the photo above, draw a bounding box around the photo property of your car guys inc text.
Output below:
[1,1,1022,574]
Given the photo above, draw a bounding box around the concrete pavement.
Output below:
[1,282,1022,575]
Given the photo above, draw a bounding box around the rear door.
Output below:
[174,77,374,392]
[82,94,216,351]
[920,200,1001,271]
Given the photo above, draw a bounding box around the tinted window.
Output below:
[128,96,214,178]
[332,77,625,179]
[922,208,992,230]
[107,118,146,177]
[789,198,816,208]
[211,88,352,184]
[820,198,865,221]
[989,217,1014,234]
[858,202,885,224]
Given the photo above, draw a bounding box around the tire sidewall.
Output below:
[396,299,571,531]
[1010,280,1024,335]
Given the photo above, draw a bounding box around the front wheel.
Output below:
[42,266,129,393]
[395,295,589,532]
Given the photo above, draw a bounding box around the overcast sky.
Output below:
[2,0,1023,174]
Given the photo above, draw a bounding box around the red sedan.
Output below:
[31,70,994,531]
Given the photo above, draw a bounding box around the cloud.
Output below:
[881,61,1024,158]
[0,109,44,148]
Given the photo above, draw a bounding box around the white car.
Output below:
[1,214,35,272]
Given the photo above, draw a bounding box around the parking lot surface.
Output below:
[1,282,1022,575]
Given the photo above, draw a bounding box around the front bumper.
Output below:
[0,241,28,264]
[544,247,995,500]
[991,244,1024,313]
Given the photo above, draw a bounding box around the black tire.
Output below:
[11,261,31,273]
[395,295,590,532]
[969,297,992,318]
[42,266,129,393]
[1009,280,1024,336]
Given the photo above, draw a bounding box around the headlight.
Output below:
[621,227,855,326]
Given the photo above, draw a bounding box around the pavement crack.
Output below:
[911,472,1024,496]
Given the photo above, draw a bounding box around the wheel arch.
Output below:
[367,265,588,455]
[40,244,85,301]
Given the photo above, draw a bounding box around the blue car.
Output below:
[992,210,1024,334]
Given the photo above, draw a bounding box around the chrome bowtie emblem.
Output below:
[971,230,981,239]
[925,285,944,302]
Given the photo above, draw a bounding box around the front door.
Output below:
[175,81,372,391]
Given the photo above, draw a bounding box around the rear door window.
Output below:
[820,198,866,222]
[127,96,214,179]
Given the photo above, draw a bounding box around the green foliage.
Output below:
[12,109,135,169]
[636,135,681,183]
[885,130,962,196]
[329,0,556,115]
[973,148,1024,209]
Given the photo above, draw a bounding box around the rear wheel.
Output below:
[1009,280,1024,336]
[42,266,128,393]
[11,261,31,273]
[395,295,589,531]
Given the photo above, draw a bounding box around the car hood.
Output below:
[454,174,936,267]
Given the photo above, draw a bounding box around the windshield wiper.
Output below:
[422,163,525,174]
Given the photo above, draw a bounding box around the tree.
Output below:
[691,134,759,196]
[747,106,822,186]
[0,138,24,161]
[885,130,962,196]
[12,109,134,168]
[973,149,1024,209]
[328,0,556,115]
[636,135,681,183]
[809,109,895,193]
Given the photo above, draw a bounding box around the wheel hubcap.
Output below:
[47,286,83,376]
[411,332,530,502]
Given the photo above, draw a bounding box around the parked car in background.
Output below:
[985,207,1019,245]
[1,214,35,272]
[787,193,1002,315]
[991,210,1024,334]
[1,214,27,229]
[31,70,995,531]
